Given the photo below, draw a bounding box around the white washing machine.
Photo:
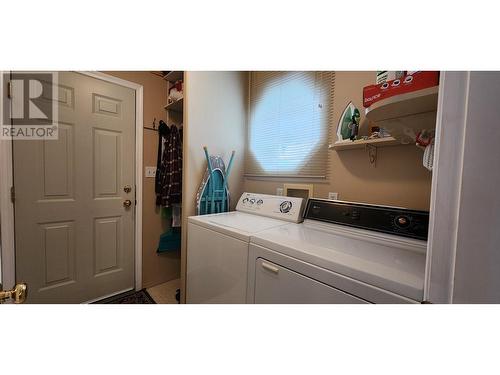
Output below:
[247,199,429,304]
[186,192,305,303]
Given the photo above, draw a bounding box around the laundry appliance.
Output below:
[186,192,305,303]
[247,199,429,304]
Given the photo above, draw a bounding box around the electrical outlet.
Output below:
[145,167,156,178]
[276,187,284,196]
[328,192,339,200]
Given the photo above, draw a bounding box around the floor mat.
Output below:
[94,289,156,304]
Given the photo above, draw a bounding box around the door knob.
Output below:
[123,199,132,208]
[0,283,27,304]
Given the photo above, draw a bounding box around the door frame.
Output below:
[0,71,15,290]
[0,71,144,295]
[423,71,469,303]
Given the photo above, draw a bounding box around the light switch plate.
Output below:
[328,192,339,200]
[276,188,284,196]
[145,167,156,178]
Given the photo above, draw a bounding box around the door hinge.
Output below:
[10,186,15,203]
[7,81,12,99]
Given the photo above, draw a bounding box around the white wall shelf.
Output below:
[164,97,184,112]
[329,137,401,150]
[364,86,439,143]
[365,86,439,122]
[163,71,184,83]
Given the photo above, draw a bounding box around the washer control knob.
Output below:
[280,201,293,213]
[395,215,411,228]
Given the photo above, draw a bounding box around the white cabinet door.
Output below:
[254,258,369,304]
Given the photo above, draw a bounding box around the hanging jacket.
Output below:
[155,120,169,202]
[156,123,182,207]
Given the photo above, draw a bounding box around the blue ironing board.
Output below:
[196,147,235,215]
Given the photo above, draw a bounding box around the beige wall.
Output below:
[103,70,431,297]
[180,71,247,301]
[106,71,180,288]
[244,71,432,211]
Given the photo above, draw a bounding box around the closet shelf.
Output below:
[164,97,184,112]
[163,71,184,82]
[329,137,401,150]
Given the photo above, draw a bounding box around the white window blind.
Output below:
[245,71,335,178]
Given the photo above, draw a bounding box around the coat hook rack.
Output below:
[144,117,158,132]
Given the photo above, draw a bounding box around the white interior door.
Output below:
[13,72,136,303]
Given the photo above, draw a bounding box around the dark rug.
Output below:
[94,289,156,304]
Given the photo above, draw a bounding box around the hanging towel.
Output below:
[157,228,181,253]
[156,124,183,207]
[172,203,182,227]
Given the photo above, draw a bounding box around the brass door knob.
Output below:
[123,199,132,208]
[0,283,27,304]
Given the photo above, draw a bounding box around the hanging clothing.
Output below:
[155,120,169,199]
[156,123,182,207]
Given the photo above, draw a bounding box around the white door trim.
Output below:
[0,71,16,290]
[0,71,144,294]
[423,71,470,303]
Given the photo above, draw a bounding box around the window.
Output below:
[245,71,335,178]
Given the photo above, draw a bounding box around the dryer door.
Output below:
[254,258,369,304]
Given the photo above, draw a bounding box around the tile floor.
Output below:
[147,278,180,304]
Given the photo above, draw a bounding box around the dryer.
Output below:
[247,199,429,304]
[186,192,304,303]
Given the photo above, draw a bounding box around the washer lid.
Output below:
[250,222,426,301]
[188,211,291,241]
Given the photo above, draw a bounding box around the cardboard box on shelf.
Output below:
[364,71,439,108]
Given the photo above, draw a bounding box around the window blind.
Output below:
[245,71,335,178]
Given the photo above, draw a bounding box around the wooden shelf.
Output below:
[329,137,401,150]
[164,97,183,112]
[365,86,439,122]
[163,71,184,82]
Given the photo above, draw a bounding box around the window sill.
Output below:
[244,174,327,183]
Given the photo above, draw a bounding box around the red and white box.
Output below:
[363,71,439,108]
